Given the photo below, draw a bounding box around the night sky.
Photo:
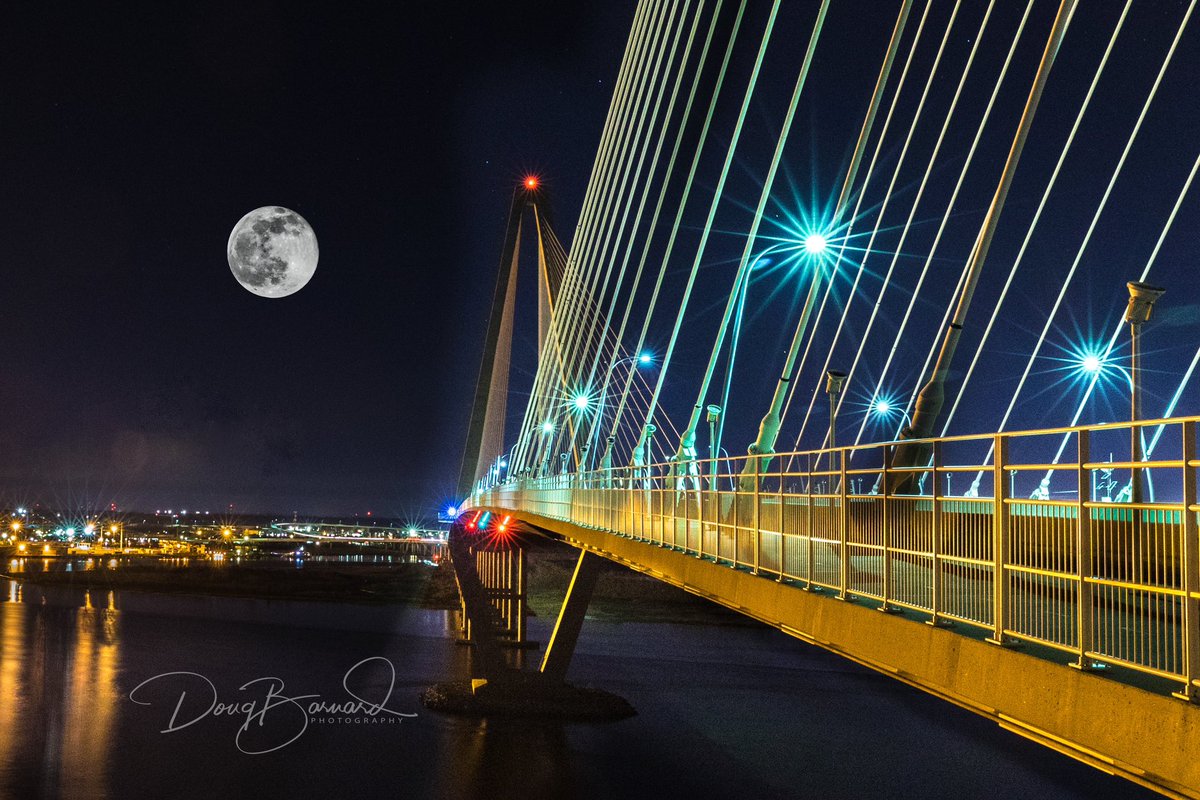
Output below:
[2,1,1198,517]
[0,1,633,517]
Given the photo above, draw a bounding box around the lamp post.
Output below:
[538,420,555,478]
[825,371,848,450]
[826,370,848,500]
[592,352,654,470]
[1124,281,1165,505]
[706,404,722,486]
[739,239,832,490]
[644,423,656,473]
[657,240,806,485]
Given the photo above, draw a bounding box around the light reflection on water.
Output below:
[0,591,120,798]
[0,575,1160,800]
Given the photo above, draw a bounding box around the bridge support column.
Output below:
[448,531,507,681]
[540,549,602,683]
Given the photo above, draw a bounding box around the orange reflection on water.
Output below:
[0,588,120,798]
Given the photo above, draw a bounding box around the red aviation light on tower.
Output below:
[523,176,539,190]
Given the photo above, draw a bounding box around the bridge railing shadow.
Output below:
[471,416,1200,700]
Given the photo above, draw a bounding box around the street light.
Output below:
[643,424,657,478]
[538,421,556,477]
[662,238,809,484]
[706,404,722,485]
[740,232,836,489]
[1124,281,1164,505]
[825,371,848,450]
[593,352,656,470]
[826,371,848,495]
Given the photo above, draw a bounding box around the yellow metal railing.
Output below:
[471,416,1200,699]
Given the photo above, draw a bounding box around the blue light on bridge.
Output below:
[866,393,912,431]
[1045,339,1134,408]
[804,233,828,255]
[1073,350,1131,388]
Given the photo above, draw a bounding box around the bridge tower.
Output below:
[456,178,564,499]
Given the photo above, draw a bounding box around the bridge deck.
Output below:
[470,502,1200,798]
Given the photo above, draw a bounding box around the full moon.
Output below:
[227,206,319,298]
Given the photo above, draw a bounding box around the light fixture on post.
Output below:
[1124,281,1165,505]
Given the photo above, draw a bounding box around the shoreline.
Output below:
[2,544,760,627]
[1,560,462,608]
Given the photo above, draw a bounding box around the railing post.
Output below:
[1074,429,1095,670]
[838,447,850,600]
[927,440,948,627]
[880,445,894,612]
[731,467,740,567]
[753,455,761,575]
[697,468,706,559]
[570,474,577,523]
[1177,420,1199,701]
[806,453,815,590]
[778,464,786,582]
[681,478,690,553]
[988,434,1013,646]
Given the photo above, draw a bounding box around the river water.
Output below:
[0,572,1154,799]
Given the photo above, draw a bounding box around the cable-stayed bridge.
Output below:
[449,2,1200,795]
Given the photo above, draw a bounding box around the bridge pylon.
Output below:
[457,178,564,499]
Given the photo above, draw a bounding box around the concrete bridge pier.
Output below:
[540,550,602,682]
[422,524,633,719]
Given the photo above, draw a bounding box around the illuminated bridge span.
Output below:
[259,523,448,556]
[451,1,1200,796]
[267,522,447,542]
